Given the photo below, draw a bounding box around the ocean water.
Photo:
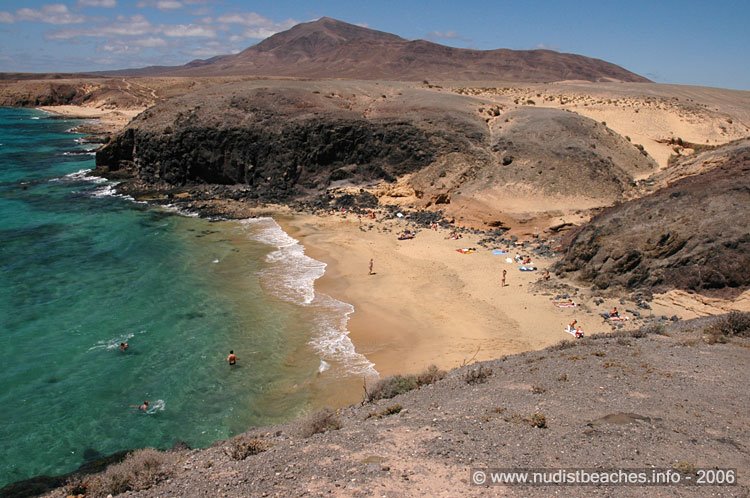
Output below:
[0,108,374,487]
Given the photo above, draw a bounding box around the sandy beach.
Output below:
[279,210,750,380]
[38,105,143,134]
[280,213,607,378]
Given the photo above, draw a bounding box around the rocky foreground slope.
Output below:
[19,317,747,498]
[557,139,750,296]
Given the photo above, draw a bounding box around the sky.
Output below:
[0,0,748,90]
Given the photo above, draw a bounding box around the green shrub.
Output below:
[367,374,418,401]
[366,365,446,401]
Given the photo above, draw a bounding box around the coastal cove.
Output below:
[0,108,366,488]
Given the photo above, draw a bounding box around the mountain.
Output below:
[120,17,648,82]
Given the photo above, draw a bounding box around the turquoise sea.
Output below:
[0,108,373,488]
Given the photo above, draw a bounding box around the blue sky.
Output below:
[0,0,748,90]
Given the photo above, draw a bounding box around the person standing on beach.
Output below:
[501,269,507,287]
[369,258,374,275]
[227,350,237,365]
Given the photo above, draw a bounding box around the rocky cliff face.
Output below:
[556,140,750,296]
[95,82,486,202]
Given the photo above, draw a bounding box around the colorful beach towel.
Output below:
[456,248,476,254]
[519,266,537,271]
[491,249,507,255]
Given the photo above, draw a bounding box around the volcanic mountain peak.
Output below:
[146,17,648,82]
[250,17,404,54]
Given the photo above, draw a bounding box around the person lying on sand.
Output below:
[554,298,577,307]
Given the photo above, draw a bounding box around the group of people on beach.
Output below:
[568,320,585,338]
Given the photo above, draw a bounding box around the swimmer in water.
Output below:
[119,342,129,352]
[227,350,237,365]
[133,400,149,412]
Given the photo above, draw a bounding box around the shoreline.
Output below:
[278,210,750,378]
[279,212,609,377]
[36,104,143,135]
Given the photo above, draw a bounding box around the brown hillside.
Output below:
[127,18,649,83]
[556,139,750,296]
[94,80,659,230]
[409,107,658,226]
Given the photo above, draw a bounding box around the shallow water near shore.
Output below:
[0,108,368,487]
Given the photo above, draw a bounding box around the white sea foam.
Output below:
[63,151,96,156]
[90,184,137,201]
[145,399,166,414]
[88,331,136,351]
[241,217,377,377]
[63,168,107,183]
[161,203,200,217]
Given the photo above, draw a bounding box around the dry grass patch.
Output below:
[224,436,271,460]
[703,311,750,344]
[80,448,177,497]
[464,365,493,384]
[365,365,446,401]
[365,403,403,420]
[300,408,342,438]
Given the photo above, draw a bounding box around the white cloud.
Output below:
[535,43,559,51]
[15,4,86,25]
[430,31,460,39]
[240,27,279,39]
[133,36,167,47]
[47,14,153,39]
[101,42,134,53]
[215,12,296,40]
[100,36,166,54]
[77,0,117,7]
[162,24,216,37]
[137,0,184,11]
[216,12,267,26]
[0,11,14,23]
[184,40,224,58]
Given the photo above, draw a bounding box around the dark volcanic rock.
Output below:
[95,83,483,203]
[556,140,750,296]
